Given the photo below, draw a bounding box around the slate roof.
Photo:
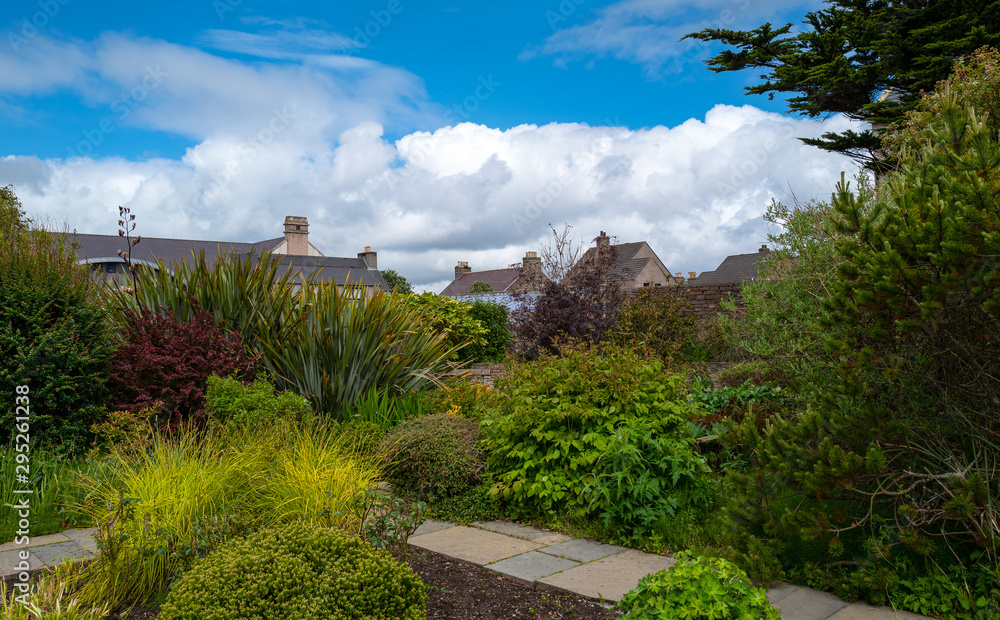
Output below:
[440,267,523,296]
[576,241,670,283]
[270,255,389,290]
[690,249,771,285]
[62,232,282,269]
[60,231,389,290]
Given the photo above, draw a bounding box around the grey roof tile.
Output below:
[690,250,770,285]
[440,267,523,296]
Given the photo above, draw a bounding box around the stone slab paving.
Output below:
[473,520,573,545]
[1,522,936,620]
[407,525,543,565]
[770,586,849,620]
[486,550,579,586]
[404,521,933,619]
[539,538,625,563]
[0,528,97,581]
[828,602,931,619]
[539,549,676,602]
[411,519,456,537]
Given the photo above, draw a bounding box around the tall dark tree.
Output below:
[685,0,1000,171]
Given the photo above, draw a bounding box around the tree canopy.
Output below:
[685,0,1000,171]
[380,268,413,294]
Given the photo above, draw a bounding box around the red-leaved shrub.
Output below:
[108,307,258,426]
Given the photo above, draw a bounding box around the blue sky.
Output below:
[1,0,858,291]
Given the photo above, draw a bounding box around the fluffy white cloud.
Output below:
[522,0,820,78]
[2,103,860,293]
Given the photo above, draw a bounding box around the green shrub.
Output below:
[418,378,500,422]
[481,344,711,540]
[405,291,487,361]
[465,300,510,363]
[113,248,306,360]
[76,421,381,606]
[619,552,780,620]
[265,282,462,416]
[715,360,791,388]
[380,413,483,501]
[0,186,114,456]
[336,418,387,458]
[206,373,313,429]
[346,385,426,432]
[118,251,460,418]
[158,521,426,620]
[613,288,696,364]
[107,307,259,427]
[90,404,158,455]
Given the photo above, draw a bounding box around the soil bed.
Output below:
[112,547,619,619]
[407,547,619,619]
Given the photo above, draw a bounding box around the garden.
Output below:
[2,49,1000,620]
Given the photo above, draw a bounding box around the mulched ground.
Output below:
[110,547,619,619]
[407,547,619,620]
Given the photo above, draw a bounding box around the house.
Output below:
[687,245,771,286]
[63,216,390,295]
[440,251,549,297]
[571,231,678,290]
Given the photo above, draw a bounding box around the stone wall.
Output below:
[444,362,506,388]
[633,283,744,319]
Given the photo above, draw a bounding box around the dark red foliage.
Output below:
[510,244,625,359]
[108,307,258,426]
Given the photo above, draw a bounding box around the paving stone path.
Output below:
[409,519,931,620]
[2,523,930,619]
[0,528,98,581]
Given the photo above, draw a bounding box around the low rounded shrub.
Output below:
[158,521,426,620]
[619,552,780,620]
[380,413,483,500]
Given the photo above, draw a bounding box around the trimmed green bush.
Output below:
[380,413,483,501]
[206,374,313,429]
[619,552,780,620]
[158,521,426,620]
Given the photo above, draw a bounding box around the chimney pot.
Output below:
[283,216,310,255]
[688,271,697,279]
[358,246,377,269]
[522,250,542,278]
[759,244,770,253]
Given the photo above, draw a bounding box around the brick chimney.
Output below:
[455,261,471,280]
[522,251,542,278]
[759,244,770,253]
[595,231,610,249]
[283,216,309,255]
[688,271,698,280]
[358,245,377,269]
